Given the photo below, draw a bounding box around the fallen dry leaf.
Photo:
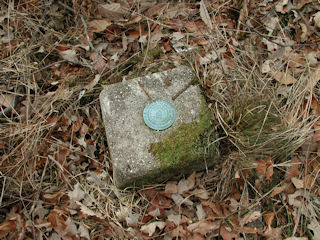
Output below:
[261,60,271,73]
[200,0,213,30]
[256,157,273,180]
[303,174,315,190]
[196,204,207,220]
[314,12,320,28]
[311,98,320,117]
[272,71,296,85]
[263,211,281,239]
[240,211,262,226]
[191,188,209,200]
[286,157,301,181]
[76,201,104,220]
[266,157,274,180]
[79,222,90,240]
[140,221,166,237]
[144,3,168,18]
[171,194,193,206]
[165,181,178,194]
[270,183,288,197]
[148,207,161,217]
[126,214,139,227]
[291,177,304,189]
[148,191,172,209]
[178,172,195,194]
[256,159,267,175]
[187,220,220,235]
[263,226,282,240]
[98,3,127,19]
[88,19,112,33]
[65,217,78,237]
[0,220,16,232]
[187,233,205,240]
[170,226,188,238]
[310,65,320,88]
[285,237,308,240]
[202,201,224,217]
[43,189,65,203]
[58,49,78,63]
[288,190,307,209]
[167,214,181,225]
[47,210,67,237]
[308,218,320,240]
[295,0,313,9]
[0,94,14,108]
[264,212,275,228]
[220,226,239,240]
[68,183,85,206]
[275,0,292,14]
[92,54,107,73]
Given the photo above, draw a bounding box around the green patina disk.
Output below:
[143,100,176,130]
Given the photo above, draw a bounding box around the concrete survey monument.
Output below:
[100,66,218,188]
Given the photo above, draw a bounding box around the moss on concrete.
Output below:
[151,99,218,174]
[123,100,219,188]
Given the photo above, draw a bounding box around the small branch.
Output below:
[8,60,67,79]
[101,52,140,78]
[297,10,320,37]
[236,0,248,37]
[80,15,95,51]
[247,25,320,47]
[57,1,95,51]
[40,0,55,25]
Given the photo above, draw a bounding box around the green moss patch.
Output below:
[151,100,218,172]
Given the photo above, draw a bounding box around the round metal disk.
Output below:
[143,100,176,130]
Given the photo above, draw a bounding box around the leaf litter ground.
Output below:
[0,0,320,239]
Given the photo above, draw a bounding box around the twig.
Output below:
[236,0,248,37]
[297,10,320,37]
[101,51,140,78]
[138,19,151,76]
[57,1,95,51]
[0,176,6,207]
[8,59,67,79]
[40,0,55,25]
[80,15,95,51]
[247,25,320,47]
[0,85,25,120]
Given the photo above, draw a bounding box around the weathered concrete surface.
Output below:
[100,66,218,188]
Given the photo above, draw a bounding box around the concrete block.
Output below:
[100,66,218,188]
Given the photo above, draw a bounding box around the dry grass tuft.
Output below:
[194,12,318,198]
[1,1,319,238]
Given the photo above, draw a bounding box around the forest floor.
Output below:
[1,0,320,239]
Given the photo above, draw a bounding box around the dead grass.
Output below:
[1,0,319,239]
[193,5,320,237]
